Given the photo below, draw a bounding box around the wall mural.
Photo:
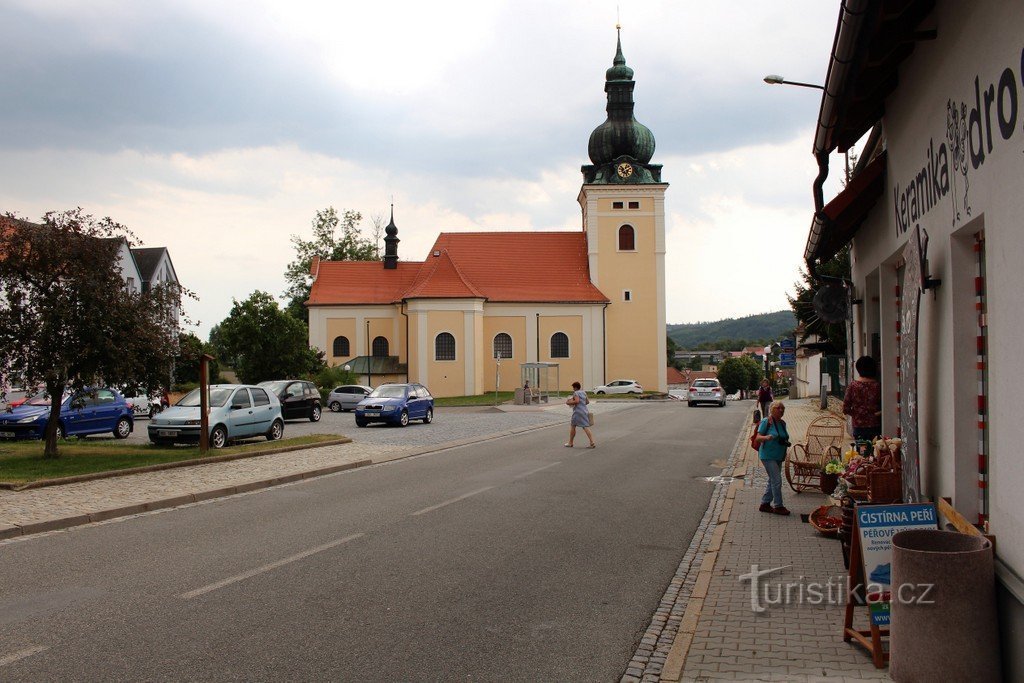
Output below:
[899,226,925,503]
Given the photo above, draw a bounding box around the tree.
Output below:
[716,357,748,395]
[788,244,851,354]
[173,331,220,386]
[214,291,325,384]
[0,210,188,457]
[666,336,683,370]
[738,355,765,393]
[283,208,376,322]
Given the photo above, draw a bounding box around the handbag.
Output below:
[588,411,595,425]
[750,422,761,451]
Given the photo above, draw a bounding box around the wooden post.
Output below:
[199,353,214,453]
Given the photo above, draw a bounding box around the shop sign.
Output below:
[856,503,938,626]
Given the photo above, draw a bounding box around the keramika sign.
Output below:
[893,45,1023,236]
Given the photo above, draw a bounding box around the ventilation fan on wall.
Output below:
[812,283,849,323]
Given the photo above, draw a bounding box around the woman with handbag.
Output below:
[755,401,791,515]
[565,381,596,448]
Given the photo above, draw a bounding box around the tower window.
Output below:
[493,333,513,359]
[372,336,389,357]
[550,332,569,359]
[628,201,640,209]
[333,336,350,357]
[624,290,632,302]
[618,225,636,251]
[612,201,624,209]
[435,332,456,361]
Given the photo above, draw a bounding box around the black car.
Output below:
[258,380,322,422]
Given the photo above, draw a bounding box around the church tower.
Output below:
[579,28,668,392]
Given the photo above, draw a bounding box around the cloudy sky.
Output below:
[0,0,849,339]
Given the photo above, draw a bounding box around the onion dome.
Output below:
[383,204,399,269]
[587,29,656,166]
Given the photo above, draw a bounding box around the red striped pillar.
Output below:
[975,234,989,526]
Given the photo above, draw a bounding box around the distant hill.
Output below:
[668,311,797,349]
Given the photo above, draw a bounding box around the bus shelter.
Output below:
[516,362,560,404]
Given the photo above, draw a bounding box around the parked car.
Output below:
[327,385,373,412]
[593,379,643,394]
[258,380,322,422]
[688,378,726,407]
[354,383,433,427]
[120,387,163,419]
[148,384,284,448]
[0,387,134,440]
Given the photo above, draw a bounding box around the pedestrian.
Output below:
[755,400,791,515]
[843,355,882,441]
[756,378,773,421]
[564,381,596,448]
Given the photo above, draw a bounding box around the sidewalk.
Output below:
[624,398,891,682]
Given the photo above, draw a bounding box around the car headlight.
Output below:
[185,419,201,425]
[383,405,395,412]
[17,415,38,423]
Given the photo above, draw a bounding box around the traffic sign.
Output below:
[780,361,796,368]
[779,352,796,363]
[780,338,796,350]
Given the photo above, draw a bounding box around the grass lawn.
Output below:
[433,392,519,406]
[0,434,342,484]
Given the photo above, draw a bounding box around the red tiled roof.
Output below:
[667,367,686,384]
[307,230,609,305]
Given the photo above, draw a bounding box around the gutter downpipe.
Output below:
[602,303,609,387]
[400,301,410,383]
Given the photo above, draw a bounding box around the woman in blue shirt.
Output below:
[565,381,595,448]
[755,401,791,515]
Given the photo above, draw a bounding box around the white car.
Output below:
[593,379,643,394]
[687,379,726,407]
[121,387,164,419]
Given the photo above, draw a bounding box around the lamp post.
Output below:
[762,74,825,90]
[365,320,372,388]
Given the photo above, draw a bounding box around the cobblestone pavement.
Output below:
[0,400,638,539]
[624,398,891,682]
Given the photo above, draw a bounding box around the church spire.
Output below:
[383,203,399,269]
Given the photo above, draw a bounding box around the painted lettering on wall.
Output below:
[894,45,1024,236]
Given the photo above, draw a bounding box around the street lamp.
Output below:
[762,74,825,90]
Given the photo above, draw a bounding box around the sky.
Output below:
[0,0,851,339]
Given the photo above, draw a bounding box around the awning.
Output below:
[804,151,886,266]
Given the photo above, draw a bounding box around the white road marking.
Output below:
[180,533,364,599]
[0,645,48,667]
[513,462,561,479]
[410,487,495,516]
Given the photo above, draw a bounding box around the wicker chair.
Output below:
[785,414,845,493]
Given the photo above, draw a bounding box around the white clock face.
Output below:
[616,162,633,178]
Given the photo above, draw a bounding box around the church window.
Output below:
[612,201,624,209]
[493,333,513,359]
[435,332,456,361]
[624,290,632,302]
[618,225,636,251]
[550,332,569,359]
[372,336,389,357]
[333,336,350,357]
[628,201,640,209]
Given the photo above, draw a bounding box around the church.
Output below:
[307,32,668,397]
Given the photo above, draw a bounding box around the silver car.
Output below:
[148,384,284,448]
[327,385,373,412]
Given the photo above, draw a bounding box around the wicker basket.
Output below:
[868,470,903,503]
[809,505,844,537]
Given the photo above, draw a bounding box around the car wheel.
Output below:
[423,407,433,424]
[267,419,284,441]
[597,390,606,395]
[398,410,409,427]
[55,424,66,440]
[355,417,367,427]
[114,416,132,439]
[210,425,228,449]
[687,402,694,408]
[310,404,322,422]
[329,401,341,413]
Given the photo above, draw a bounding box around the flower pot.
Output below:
[819,472,839,495]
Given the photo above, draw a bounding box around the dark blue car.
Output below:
[354,383,434,427]
[0,387,134,440]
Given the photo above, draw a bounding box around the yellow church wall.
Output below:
[482,316,527,392]
[325,318,357,366]
[539,315,583,390]
[426,310,466,397]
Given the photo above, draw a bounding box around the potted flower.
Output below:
[821,459,844,495]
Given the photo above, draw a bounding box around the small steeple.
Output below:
[383,203,400,269]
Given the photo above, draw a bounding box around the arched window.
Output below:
[372,336,389,357]
[550,332,569,359]
[618,224,635,251]
[332,336,350,357]
[493,333,513,359]
[435,332,456,361]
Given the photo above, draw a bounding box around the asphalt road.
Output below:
[0,402,745,681]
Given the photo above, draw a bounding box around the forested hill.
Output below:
[667,311,797,349]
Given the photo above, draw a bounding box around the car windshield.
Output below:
[25,391,56,406]
[370,386,407,399]
[259,381,289,393]
[177,387,234,408]
[693,380,718,388]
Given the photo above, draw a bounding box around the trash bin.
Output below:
[513,387,525,405]
[889,529,1000,682]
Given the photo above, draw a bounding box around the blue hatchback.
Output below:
[354,383,434,427]
[0,387,134,440]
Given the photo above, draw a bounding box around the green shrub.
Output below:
[313,365,360,401]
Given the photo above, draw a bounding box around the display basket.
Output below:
[809,505,844,537]
[868,470,903,503]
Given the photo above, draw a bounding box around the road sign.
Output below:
[779,352,796,363]
[780,338,796,350]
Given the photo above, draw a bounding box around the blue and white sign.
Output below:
[779,352,796,363]
[779,338,796,350]
[856,503,938,626]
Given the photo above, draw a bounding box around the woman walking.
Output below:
[756,378,774,421]
[843,355,882,441]
[755,401,791,515]
[565,381,596,448]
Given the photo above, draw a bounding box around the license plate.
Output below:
[363,411,379,417]
[698,391,710,395]
[158,429,179,437]
[0,431,14,438]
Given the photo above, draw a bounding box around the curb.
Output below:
[0,437,353,491]
[0,414,576,542]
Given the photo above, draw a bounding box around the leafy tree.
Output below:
[173,331,220,386]
[666,336,683,370]
[788,244,851,354]
[283,208,376,322]
[738,355,765,393]
[312,364,361,401]
[214,291,325,383]
[715,357,748,395]
[0,210,188,457]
